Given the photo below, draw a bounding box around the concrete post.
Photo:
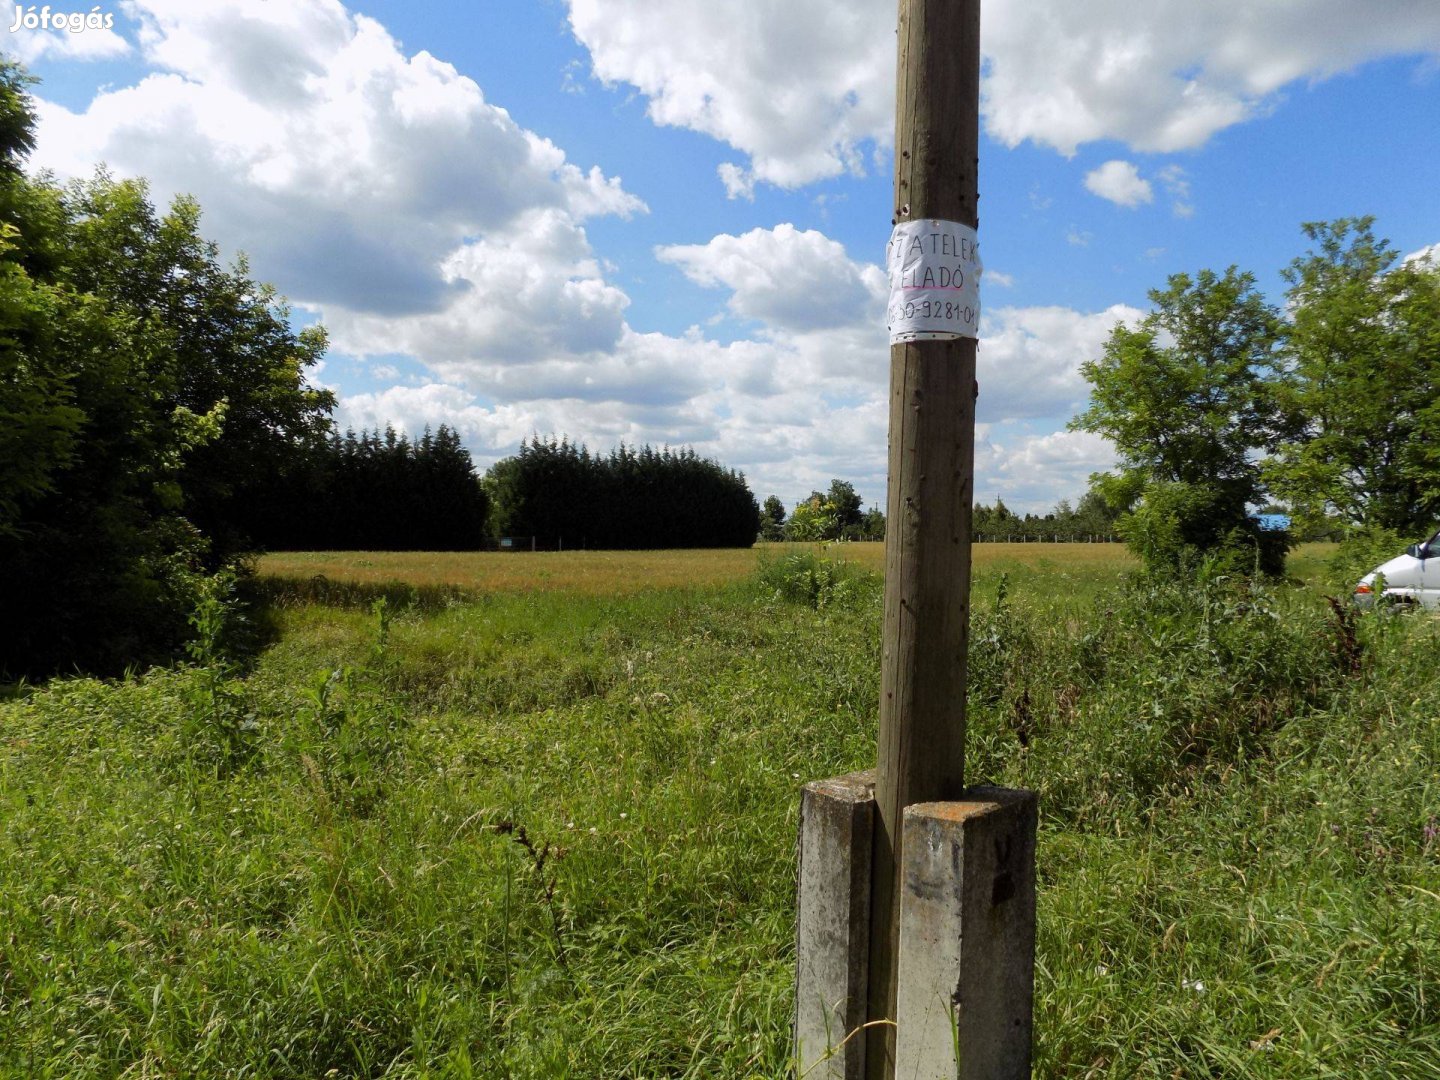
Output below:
[795,770,877,1079]
[894,788,1037,1079]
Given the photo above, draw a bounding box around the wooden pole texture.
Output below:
[866,1,981,1075]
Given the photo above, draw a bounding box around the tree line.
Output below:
[754,485,1125,544]
[484,437,759,549]
[971,494,1121,542]
[240,431,761,553]
[1073,217,1440,576]
[245,425,490,552]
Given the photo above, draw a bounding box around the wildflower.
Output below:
[1182,978,1205,993]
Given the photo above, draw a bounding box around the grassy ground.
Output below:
[258,541,1137,597]
[2,544,1437,1077]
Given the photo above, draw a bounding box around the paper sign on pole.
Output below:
[886,219,981,343]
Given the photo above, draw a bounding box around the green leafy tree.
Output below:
[860,506,886,541]
[760,495,786,541]
[62,175,333,562]
[1072,267,1288,575]
[0,60,332,676]
[780,481,873,542]
[826,479,864,537]
[1072,483,1128,539]
[1264,218,1440,536]
[0,225,83,532]
[784,493,836,542]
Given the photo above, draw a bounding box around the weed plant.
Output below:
[753,549,879,610]
[1,551,1435,1077]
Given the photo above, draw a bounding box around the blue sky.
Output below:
[7,0,1440,514]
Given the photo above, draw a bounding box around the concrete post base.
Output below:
[794,770,876,1079]
[794,778,1036,1080]
[895,789,1037,1079]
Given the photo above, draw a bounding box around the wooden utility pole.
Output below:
[866,0,981,1075]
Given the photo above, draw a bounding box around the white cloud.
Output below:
[717,162,756,202]
[983,0,1440,156]
[656,224,886,333]
[31,0,644,315]
[1156,164,1194,217]
[978,304,1143,424]
[566,0,1440,191]
[1084,160,1153,208]
[566,0,892,193]
[1403,242,1440,269]
[977,430,1117,515]
[323,208,631,370]
[997,429,1115,478]
[2,1,130,63]
[337,383,538,457]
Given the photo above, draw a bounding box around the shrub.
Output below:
[1119,480,1289,578]
[753,549,875,610]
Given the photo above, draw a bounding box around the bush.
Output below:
[753,549,876,610]
[1119,480,1289,578]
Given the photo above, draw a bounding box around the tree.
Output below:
[760,495,786,541]
[0,60,332,676]
[1072,266,1288,574]
[779,481,875,542]
[246,424,489,551]
[860,507,886,541]
[0,61,78,537]
[62,175,333,563]
[784,493,835,542]
[826,479,864,537]
[1073,484,1127,537]
[1264,218,1440,536]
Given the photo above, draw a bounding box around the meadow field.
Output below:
[2,543,1437,1077]
[257,540,1138,597]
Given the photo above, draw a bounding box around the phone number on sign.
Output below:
[894,300,975,322]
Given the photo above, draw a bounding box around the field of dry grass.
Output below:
[257,541,1139,595]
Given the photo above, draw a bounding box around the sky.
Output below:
[6,0,1440,515]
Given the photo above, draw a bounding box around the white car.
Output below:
[1355,529,1440,609]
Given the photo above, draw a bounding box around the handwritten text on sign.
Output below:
[886,219,981,343]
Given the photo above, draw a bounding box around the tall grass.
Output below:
[1,550,1435,1077]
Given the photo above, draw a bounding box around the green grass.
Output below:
[2,545,1436,1077]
